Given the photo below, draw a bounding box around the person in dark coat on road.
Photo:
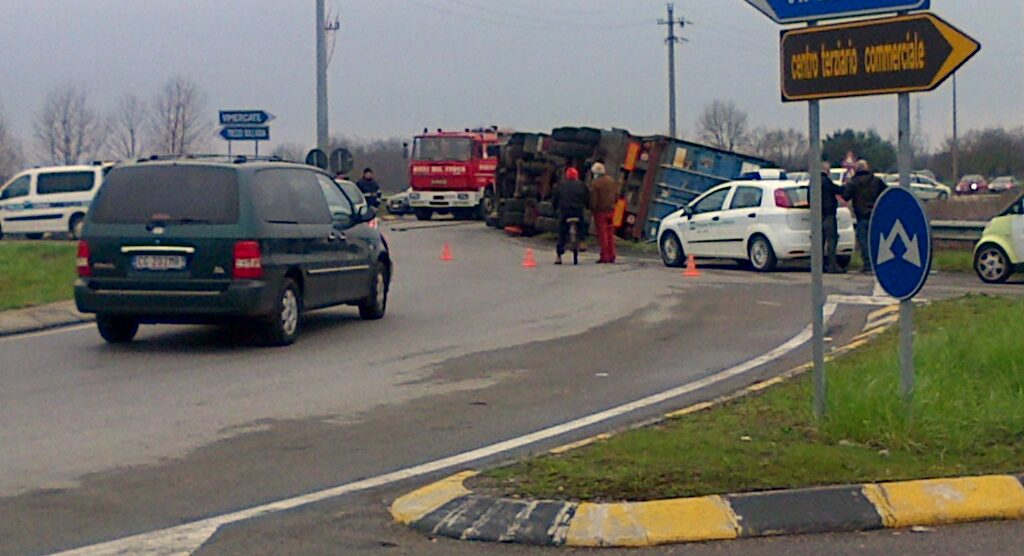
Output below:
[552,167,589,265]
[820,162,846,274]
[356,168,381,207]
[843,159,887,273]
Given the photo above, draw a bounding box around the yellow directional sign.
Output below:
[781,13,980,102]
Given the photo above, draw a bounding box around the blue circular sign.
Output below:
[868,187,932,300]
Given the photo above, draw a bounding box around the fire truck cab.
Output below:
[408,128,504,221]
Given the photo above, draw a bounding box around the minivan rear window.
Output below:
[90,166,239,224]
[37,171,95,195]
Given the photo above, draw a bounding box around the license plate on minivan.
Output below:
[132,255,187,271]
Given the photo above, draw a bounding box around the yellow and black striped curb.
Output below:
[389,306,1014,545]
[391,472,1024,547]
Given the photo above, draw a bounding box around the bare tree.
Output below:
[107,94,147,160]
[148,76,211,155]
[697,100,749,152]
[746,127,807,170]
[33,83,106,165]
[271,142,306,162]
[0,106,24,181]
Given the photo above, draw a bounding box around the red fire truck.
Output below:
[408,127,506,221]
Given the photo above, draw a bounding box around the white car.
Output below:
[657,180,855,272]
[882,173,952,201]
[0,163,113,239]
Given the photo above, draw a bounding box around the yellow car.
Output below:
[974,193,1024,283]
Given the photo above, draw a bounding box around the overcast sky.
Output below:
[1,0,1021,158]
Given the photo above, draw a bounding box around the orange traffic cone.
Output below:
[683,254,700,277]
[440,242,453,262]
[522,247,537,268]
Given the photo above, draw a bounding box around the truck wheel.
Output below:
[503,199,526,213]
[536,216,559,234]
[261,279,302,346]
[575,127,603,146]
[358,264,389,320]
[552,127,581,142]
[96,315,139,344]
[538,201,556,218]
[414,208,432,221]
[26,233,44,240]
[500,211,524,228]
[547,141,593,159]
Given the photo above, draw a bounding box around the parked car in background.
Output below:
[0,162,114,240]
[988,176,1019,193]
[882,173,952,201]
[657,180,855,272]
[956,174,989,195]
[974,193,1024,283]
[787,171,809,183]
[74,158,392,346]
[387,188,413,216]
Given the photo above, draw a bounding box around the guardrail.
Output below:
[931,220,986,243]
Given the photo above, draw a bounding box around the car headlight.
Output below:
[410,192,420,200]
[457,193,469,200]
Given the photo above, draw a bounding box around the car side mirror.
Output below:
[684,206,694,219]
[402,142,409,160]
[357,205,376,223]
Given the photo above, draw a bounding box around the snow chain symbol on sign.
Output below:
[876,220,923,268]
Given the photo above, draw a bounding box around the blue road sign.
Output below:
[869,187,932,300]
[220,126,270,141]
[219,110,275,126]
[744,0,929,24]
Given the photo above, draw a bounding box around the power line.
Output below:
[404,0,650,30]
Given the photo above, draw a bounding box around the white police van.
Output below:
[0,163,113,239]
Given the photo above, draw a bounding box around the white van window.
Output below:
[37,172,95,195]
[1,176,30,200]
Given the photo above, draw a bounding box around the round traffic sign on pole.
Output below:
[868,187,933,300]
[329,148,354,176]
[305,148,329,170]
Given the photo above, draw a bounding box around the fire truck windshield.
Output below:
[413,137,473,162]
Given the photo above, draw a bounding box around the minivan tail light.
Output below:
[76,241,91,277]
[774,189,793,208]
[233,241,263,279]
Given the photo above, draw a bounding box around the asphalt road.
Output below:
[0,220,1019,556]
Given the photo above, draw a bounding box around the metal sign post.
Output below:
[897,92,915,402]
[809,95,826,419]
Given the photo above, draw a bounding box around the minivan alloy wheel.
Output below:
[280,288,299,336]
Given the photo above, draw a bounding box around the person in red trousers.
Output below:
[588,162,621,264]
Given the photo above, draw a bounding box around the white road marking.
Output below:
[49,303,838,556]
[0,322,92,343]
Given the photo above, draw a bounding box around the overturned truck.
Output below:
[486,127,772,241]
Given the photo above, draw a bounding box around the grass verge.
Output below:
[475,295,1024,502]
[849,247,974,273]
[0,241,77,310]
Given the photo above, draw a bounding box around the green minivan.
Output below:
[74,158,392,346]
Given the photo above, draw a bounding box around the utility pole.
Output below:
[315,0,329,152]
[951,75,959,181]
[659,3,686,138]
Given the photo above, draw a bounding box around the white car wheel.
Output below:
[660,232,685,267]
[748,236,777,272]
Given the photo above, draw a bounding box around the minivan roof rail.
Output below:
[135,154,287,164]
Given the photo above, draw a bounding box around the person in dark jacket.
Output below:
[820,162,846,273]
[843,160,887,273]
[552,167,589,265]
[356,168,381,207]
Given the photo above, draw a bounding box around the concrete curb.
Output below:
[0,300,92,338]
[390,307,1024,546]
[391,473,1024,547]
